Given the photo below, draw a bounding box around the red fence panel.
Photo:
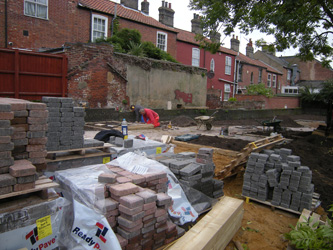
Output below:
[0,48,67,101]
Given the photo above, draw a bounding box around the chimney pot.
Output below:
[169,3,171,9]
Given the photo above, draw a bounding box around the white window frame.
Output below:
[210,59,215,72]
[225,56,232,75]
[157,31,167,52]
[267,73,271,87]
[272,74,277,87]
[224,84,231,101]
[258,69,262,83]
[91,14,108,42]
[24,0,48,19]
[192,48,200,67]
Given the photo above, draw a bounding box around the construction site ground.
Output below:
[84,114,333,250]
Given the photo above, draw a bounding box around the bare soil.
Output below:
[172,114,333,250]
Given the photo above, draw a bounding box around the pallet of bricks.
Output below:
[0,98,57,197]
[242,148,315,213]
[55,163,186,250]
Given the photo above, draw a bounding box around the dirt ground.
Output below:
[170,114,333,250]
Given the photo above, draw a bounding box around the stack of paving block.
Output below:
[96,166,181,249]
[0,98,48,172]
[158,148,224,199]
[242,148,314,212]
[0,159,37,195]
[42,97,85,151]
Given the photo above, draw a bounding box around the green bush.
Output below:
[228,97,237,102]
[246,83,274,97]
[284,205,333,249]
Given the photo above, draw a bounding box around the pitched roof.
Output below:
[258,51,291,68]
[79,0,177,33]
[175,28,238,56]
[237,52,282,74]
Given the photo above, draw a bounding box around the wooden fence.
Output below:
[0,48,67,101]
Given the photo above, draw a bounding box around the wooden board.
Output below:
[46,151,112,163]
[169,196,244,250]
[0,176,59,200]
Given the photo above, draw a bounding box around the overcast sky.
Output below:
[115,0,300,57]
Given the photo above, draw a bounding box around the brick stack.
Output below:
[9,159,37,191]
[242,148,314,212]
[159,148,224,199]
[42,97,85,151]
[96,165,180,249]
[0,103,14,175]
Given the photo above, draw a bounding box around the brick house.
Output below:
[231,37,283,95]
[0,0,178,57]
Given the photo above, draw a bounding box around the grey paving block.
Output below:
[0,128,13,136]
[198,148,214,155]
[0,174,16,187]
[124,139,133,148]
[115,137,124,147]
[179,162,201,177]
[170,159,194,170]
[59,97,73,103]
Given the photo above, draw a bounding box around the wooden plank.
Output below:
[169,196,244,250]
[0,177,59,200]
[45,151,111,163]
[47,143,113,154]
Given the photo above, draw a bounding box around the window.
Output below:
[267,73,271,87]
[225,56,232,75]
[250,72,254,84]
[258,69,262,83]
[272,74,276,87]
[24,0,48,19]
[238,64,243,81]
[192,48,200,67]
[91,14,108,42]
[210,59,215,72]
[157,31,167,51]
[224,84,231,101]
[287,69,291,81]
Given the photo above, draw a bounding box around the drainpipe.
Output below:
[111,4,118,37]
[5,0,8,48]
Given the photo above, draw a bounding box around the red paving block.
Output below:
[119,222,143,233]
[109,182,139,196]
[95,198,118,211]
[26,145,46,152]
[164,236,176,245]
[143,218,156,228]
[120,211,145,222]
[158,177,168,184]
[154,231,166,241]
[119,194,144,209]
[119,204,143,216]
[117,176,131,184]
[0,136,11,144]
[118,216,143,229]
[13,182,35,191]
[144,206,157,216]
[116,233,128,249]
[142,214,154,222]
[9,159,36,177]
[127,174,146,185]
[143,202,156,211]
[29,151,47,158]
[118,170,133,176]
[28,138,47,145]
[117,227,141,240]
[136,190,157,204]
[156,193,172,206]
[156,214,168,223]
[0,112,14,120]
[127,234,142,245]
[155,208,167,218]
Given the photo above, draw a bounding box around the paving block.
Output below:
[0,157,14,168]
[124,139,133,148]
[179,162,201,177]
[119,194,144,209]
[0,173,16,187]
[13,182,35,191]
[0,185,12,195]
[9,160,36,177]
[118,216,143,229]
[156,193,172,206]
[16,174,37,184]
[98,173,117,183]
[120,211,145,222]
[136,190,157,203]
[169,159,194,170]
[198,148,214,156]
[119,204,143,216]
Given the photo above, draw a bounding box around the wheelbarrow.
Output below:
[261,118,283,132]
[194,110,218,130]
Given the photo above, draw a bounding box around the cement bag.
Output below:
[69,200,121,250]
[0,197,69,250]
[108,152,198,225]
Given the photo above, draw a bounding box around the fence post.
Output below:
[62,54,67,97]
[14,49,19,98]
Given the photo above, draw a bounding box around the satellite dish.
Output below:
[207,70,215,79]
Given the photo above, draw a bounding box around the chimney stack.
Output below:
[230,35,240,52]
[191,14,203,35]
[210,31,221,43]
[159,1,175,27]
[246,39,254,58]
[141,0,149,15]
[121,0,139,10]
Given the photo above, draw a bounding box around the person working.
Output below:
[139,108,160,127]
[130,104,143,123]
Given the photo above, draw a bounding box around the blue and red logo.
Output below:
[26,227,38,245]
[95,222,108,243]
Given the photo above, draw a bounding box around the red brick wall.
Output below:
[119,19,177,58]
[3,0,90,50]
[0,0,5,47]
[235,95,299,109]
[65,43,127,108]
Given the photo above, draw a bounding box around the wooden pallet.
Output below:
[46,143,114,160]
[243,192,320,216]
[217,134,285,179]
[0,176,59,200]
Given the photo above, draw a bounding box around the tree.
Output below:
[189,0,333,67]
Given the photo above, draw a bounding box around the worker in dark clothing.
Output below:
[130,104,143,123]
[139,108,160,127]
